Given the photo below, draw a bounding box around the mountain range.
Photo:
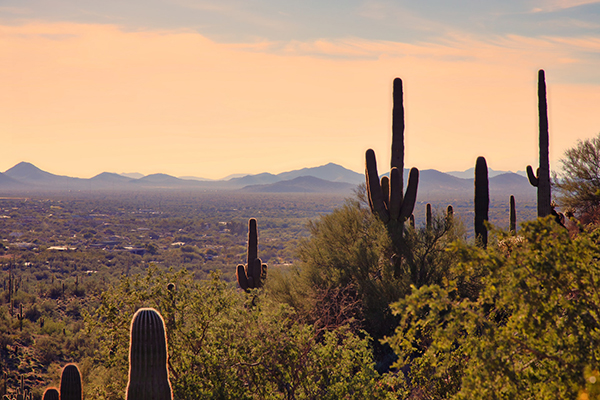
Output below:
[0,161,536,200]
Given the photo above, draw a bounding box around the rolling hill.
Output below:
[0,161,536,200]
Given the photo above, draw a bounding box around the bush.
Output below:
[36,336,64,366]
[85,268,401,399]
[268,196,464,372]
[554,132,600,220]
[385,217,600,399]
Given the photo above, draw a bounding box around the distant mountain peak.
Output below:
[91,172,132,181]
[4,161,59,181]
[6,161,43,173]
[277,163,363,184]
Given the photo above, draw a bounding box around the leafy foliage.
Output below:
[385,217,600,399]
[554,132,600,221]
[268,194,465,372]
[86,267,402,399]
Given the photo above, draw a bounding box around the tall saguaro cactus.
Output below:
[526,69,552,217]
[475,157,489,248]
[426,203,432,230]
[236,218,268,290]
[365,78,419,235]
[127,308,173,400]
[510,195,517,233]
[60,364,82,400]
[446,205,454,228]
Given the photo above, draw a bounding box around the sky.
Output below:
[1,0,599,179]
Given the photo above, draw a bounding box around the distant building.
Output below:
[124,246,146,256]
[47,246,77,251]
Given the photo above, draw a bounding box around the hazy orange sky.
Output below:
[1,1,599,179]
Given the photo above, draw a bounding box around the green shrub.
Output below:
[36,336,64,366]
[385,217,600,399]
[269,196,464,371]
[85,268,399,399]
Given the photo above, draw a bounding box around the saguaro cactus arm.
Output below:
[365,149,390,222]
[526,166,539,186]
[399,168,419,221]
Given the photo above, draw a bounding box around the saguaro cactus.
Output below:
[475,157,489,248]
[18,304,23,331]
[446,205,454,228]
[365,78,419,233]
[526,69,552,217]
[510,195,517,233]
[60,364,82,400]
[42,388,59,400]
[127,308,173,400]
[236,218,268,290]
[426,203,432,230]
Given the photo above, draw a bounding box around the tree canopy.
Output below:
[554,132,600,220]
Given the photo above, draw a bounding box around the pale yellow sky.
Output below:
[1,22,599,179]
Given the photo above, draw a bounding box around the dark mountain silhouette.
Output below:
[4,162,86,189]
[415,169,472,193]
[445,167,527,179]
[277,162,363,184]
[91,172,132,182]
[0,172,28,189]
[394,169,535,203]
[4,161,52,181]
[227,173,280,186]
[89,172,134,190]
[489,172,535,197]
[131,173,205,188]
[0,161,536,198]
[221,163,363,187]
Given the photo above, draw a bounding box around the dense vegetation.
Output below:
[387,217,600,399]
[1,181,599,399]
[0,193,349,398]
